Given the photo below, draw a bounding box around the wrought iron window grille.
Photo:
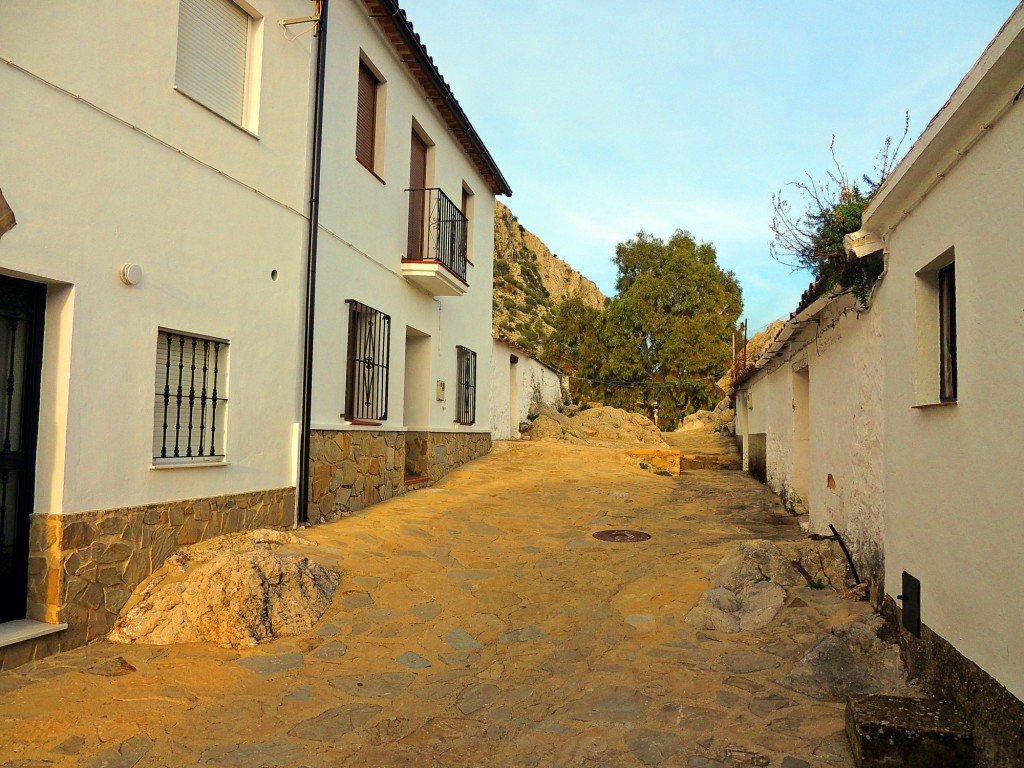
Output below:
[345,300,391,422]
[455,345,477,425]
[405,187,469,283]
[153,330,227,464]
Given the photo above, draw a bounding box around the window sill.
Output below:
[356,158,386,185]
[173,87,260,139]
[912,400,958,410]
[151,460,229,470]
[346,419,382,427]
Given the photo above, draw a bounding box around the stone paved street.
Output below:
[0,440,871,767]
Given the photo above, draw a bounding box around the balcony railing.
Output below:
[405,187,468,284]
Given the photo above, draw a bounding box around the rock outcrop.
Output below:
[779,614,915,700]
[520,404,667,446]
[109,529,339,649]
[685,538,858,634]
[493,202,605,353]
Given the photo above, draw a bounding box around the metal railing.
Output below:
[345,300,391,422]
[455,345,477,425]
[405,187,468,283]
[154,331,227,462]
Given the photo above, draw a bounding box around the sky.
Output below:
[401,1,1019,332]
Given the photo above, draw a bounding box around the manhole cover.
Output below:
[592,529,651,543]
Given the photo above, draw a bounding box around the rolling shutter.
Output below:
[176,0,249,125]
[356,62,378,168]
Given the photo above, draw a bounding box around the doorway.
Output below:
[0,275,46,623]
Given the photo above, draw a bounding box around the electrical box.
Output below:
[435,380,446,401]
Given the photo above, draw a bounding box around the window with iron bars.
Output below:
[345,300,391,422]
[153,330,227,464]
[455,345,477,425]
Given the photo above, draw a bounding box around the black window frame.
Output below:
[455,345,477,425]
[153,329,228,464]
[345,300,391,422]
[938,262,957,402]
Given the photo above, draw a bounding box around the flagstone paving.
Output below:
[0,440,871,767]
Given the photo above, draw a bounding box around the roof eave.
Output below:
[362,0,513,197]
[863,4,1024,236]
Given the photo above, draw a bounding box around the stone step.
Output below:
[403,474,430,491]
[846,694,973,768]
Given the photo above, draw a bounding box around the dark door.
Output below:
[406,131,428,260]
[0,275,45,623]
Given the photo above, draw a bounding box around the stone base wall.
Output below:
[307,430,406,524]
[1,487,293,671]
[307,429,491,523]
[881,596,1024,767]
[406,431,491,483]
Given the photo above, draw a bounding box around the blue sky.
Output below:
[401,1,1019,331]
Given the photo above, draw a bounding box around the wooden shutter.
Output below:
[356,63,378,169]
[406,132,428,259]
[175,0,250,125]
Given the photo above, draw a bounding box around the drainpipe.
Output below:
[297,0,329,525]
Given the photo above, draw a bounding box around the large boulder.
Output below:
[109,529,339,649]
[521,405,667,446]
[778,615,913,700]
[708,540,805,590]
[684,580,787,633]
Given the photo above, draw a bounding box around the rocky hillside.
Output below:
[492,202,605,352]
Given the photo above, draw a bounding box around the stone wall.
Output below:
[1,487,293,671]
[307,430,406,524]
[307,429,491,523]
[406,431,491,483]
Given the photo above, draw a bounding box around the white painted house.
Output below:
[490,335,565,441]
[305,0,510,522]
[735,6,1024,762]
[0,0,508,670]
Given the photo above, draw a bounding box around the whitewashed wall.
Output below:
[311,0,496,436]
[490,339,563,440]
[0,0,313,516]
[877,93,1024,701]
[737,296,886,585]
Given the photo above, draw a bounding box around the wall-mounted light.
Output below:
[120,263,142,286]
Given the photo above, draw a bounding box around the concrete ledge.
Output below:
[846,694,972,767]
[0,619,68,649]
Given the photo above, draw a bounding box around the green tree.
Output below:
[546,230,742,426]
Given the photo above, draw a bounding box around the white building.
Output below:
[0,0,508,670]
[304,0,510,522]
[490,335,565,440]
[735,5,1024,762]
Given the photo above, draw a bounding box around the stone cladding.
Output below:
[307,429,491,523]
[0,487,293,671]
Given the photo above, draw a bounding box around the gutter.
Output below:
[297,0,330,525]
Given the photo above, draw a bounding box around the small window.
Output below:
[356,60,381,172]
[153,330,228,464]
[455,346,477,425]
[938,262,957,402]
[345,301,391,422]
[175,0,255,128]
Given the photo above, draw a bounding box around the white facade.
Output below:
[490,337,564,440]
[0,0,509,660]
[862,4,1024,702]
[310,0,500,438]
[0,0,313,517]
[736,294,886,588]
[736,2,1024,718]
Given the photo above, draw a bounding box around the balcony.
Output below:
[403,187,468,296]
